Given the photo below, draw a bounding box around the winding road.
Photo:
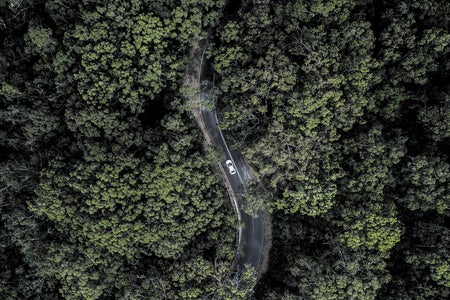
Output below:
[200,107,265,271]
[197,55,265,276]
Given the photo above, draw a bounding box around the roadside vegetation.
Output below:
[0,0,449,299]
[0,1,251,299]
[213,0,450,299]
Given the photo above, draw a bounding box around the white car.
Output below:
[225,159,237,175]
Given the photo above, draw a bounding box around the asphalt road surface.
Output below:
[199,96,265,273]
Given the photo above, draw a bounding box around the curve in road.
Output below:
[197,54,265,276]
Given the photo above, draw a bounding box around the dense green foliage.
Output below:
[1,0,449,299]
[1,0,252,299]
[212,0,450,299]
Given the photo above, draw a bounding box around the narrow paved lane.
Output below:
[199,75,265,274]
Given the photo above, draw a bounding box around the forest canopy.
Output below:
[212,0,449,299]
[1,0,246,299]
[1,0,450,299]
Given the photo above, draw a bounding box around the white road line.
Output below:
[197,50,244,257]
[213,112,246,250]
[214,111,245,187]
[198,49,205,94]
